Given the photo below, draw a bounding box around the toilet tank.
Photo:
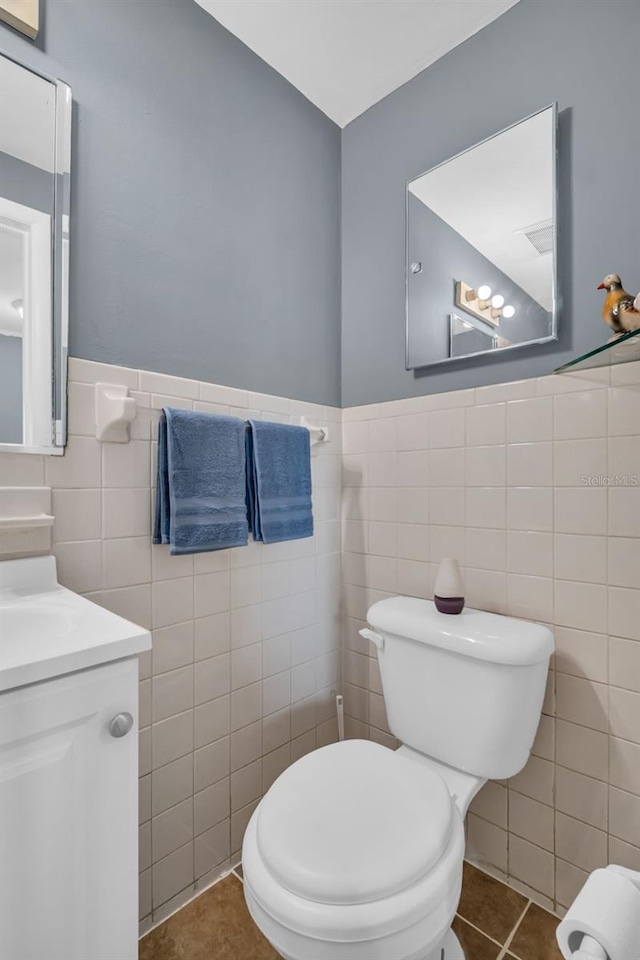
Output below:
[366,597,554,781]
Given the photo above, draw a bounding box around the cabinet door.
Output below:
[0,658,139,960]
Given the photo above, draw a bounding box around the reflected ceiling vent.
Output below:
[519,219,554,255]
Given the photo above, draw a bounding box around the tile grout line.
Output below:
[496,899,532,960]
[452,913,504,948]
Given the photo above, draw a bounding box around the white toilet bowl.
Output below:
[242,597,553,960]
[242,739,469,960]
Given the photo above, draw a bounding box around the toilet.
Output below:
[242,596,554,960]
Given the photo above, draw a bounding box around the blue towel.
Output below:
[246,420,313,544]
[153,408,248,555]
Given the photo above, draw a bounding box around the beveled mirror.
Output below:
[406,104,558,370]
[0,51,71,453]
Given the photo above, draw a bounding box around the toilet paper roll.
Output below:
[557,866,640,960]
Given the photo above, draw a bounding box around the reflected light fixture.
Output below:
[489,294,505,320]
[455,280,516,327]
[11,299,24,320]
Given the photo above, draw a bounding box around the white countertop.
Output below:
[0,555,151,692]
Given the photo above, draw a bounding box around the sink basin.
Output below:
[0,597,83,639]
[0,555,151,692]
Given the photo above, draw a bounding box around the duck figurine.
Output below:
[597,273,640,335]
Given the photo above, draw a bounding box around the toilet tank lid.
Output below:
[368,597,554,666]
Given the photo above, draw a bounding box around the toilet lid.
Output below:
[256,739,453,906]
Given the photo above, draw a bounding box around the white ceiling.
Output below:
[410,107,554,310]
[195,0,520,127]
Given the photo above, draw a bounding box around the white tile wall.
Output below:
[341,362,640,915]
[3,358,638,925]
[0,358,341,932]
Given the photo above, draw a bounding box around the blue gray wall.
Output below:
[0,0,341,406]
[342,0,640,405]
[0,336,23,443]
[4,0,638,409]
[407,194,551,367]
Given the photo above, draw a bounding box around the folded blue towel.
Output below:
[246,420,313,544]
[153,408,248,555]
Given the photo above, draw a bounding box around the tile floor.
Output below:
[139,862,563,960]
[139,873,277,960]
[454,863,563,959]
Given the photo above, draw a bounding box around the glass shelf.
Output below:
[555,328,640,374]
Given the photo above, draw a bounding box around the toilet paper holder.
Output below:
[557,865,640,960]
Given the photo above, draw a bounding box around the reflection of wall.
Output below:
[0,152,53,213]
[408,195,550,366]
[342,0,640,405]
[451,325,493,358]
[0,0,341,406]
[0,334,22,443]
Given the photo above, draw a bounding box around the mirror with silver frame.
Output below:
[406,104,558,370]
[0,52,71,454]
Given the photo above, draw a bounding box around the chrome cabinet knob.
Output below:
[108,712,134,738]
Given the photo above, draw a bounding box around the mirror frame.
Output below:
[405,103,559,371]
[0,50,71,455]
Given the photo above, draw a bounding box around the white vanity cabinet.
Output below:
[0,659,138,960]
[0,556,151,960]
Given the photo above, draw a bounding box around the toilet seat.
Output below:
[256,739,454,905]
[242,740,466,957]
